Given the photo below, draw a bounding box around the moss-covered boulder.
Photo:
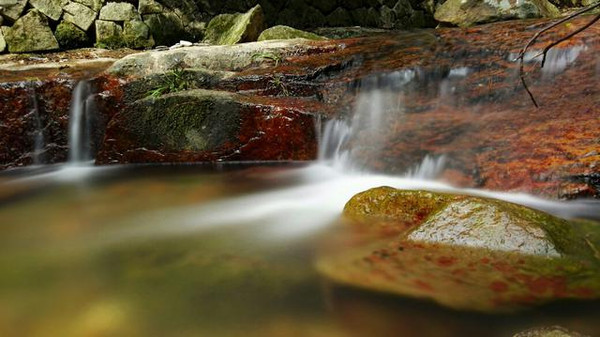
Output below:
[124,89,243,152]
[203,4,266,45]
[63,1,98,31]
[55,21,90,49]
[29,0,67,21]
[0,27,5,53]
[257,25,326,41]
[434,0,560,27]
[318,187,600,312]
[143,11,186,46]
[0,0,27,21]
[3,9,59,53]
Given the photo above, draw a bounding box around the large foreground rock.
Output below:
[318,187,600,312]
[435,0,560,26]
[3,9,59,53]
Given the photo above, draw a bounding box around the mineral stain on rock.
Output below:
[318,187,600,312]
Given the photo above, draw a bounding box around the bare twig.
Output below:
[515,2,600,107]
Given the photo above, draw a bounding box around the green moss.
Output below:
[125,89,242,152]
[54,21,90,50]
[257,25,327,41]
[203,5,265,45]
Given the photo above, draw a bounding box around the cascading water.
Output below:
[317,68,448,179]
[68,80,97,165]
[27,84,45,166]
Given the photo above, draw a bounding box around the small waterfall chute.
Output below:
[68,80,97,165]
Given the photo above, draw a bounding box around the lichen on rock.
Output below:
[3,9,59,53]
[203,4,266,45]
[318,187,600,312]
[258,25,326,41]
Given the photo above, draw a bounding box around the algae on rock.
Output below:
[203,4,266,45]
[319,187,600,312]
[3,9,59,53]
[258,25,326,41]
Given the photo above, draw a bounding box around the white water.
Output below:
[68,80,96,165]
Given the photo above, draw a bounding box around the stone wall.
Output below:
[0,0,436,53]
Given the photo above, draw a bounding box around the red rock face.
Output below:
[0,80,74,169]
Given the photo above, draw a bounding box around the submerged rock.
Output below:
[203,4,266,45]
[513,326,589,337]
[435,0,560,27]
[258,25,326,41]
[3,9,59,53]
[318,187,600,312]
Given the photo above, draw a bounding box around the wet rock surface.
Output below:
[318,187,600,312]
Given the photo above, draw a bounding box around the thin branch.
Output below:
[515,2,600,107]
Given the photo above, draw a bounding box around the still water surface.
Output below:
[0,163,599,337]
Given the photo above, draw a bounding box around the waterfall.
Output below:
[68,80,96,165]
[28,84,45,166]
[318,68,447,179]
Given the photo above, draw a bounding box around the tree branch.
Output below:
[515,3,600,107]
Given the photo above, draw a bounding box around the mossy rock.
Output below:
[124,89,243,152]
[54,21,90,50]
[318,187,600,312]
[203,4,266,45]
[257,25,326,41]
[3,9,59,53]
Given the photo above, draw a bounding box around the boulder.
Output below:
[3,9,59,53]
[107,39,326,77]
[63,2,98,31]
[29,0,67,21]
[0,26,5,53]
[513,326,589,337]
[258,25,326,41]
[122,89,244,152]
[72,0,104,12]
[99,2,140,21]
[54,20,90,49]
[435,0,561,27]
[138,0,163,15]
[94,19,122,47]
[203,4,266,45]
[143,12,186,46]
[0,0,26,21]
[318,187,600,312]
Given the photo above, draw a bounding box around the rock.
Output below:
[63,2,98,31]
[203,4,266,45]
[435,0,560,27]
[143,12,186,46]
[138,0,163,15]
[99,2,140,21]
[513,326,589,337]
[72,0,103,12]
[107,39,326,77]
[257,25,326,41]
[0,0,26,21]
[318,187,600,312]
[94,19,122,48]
[29,0,67,21]
[0,26,5,53]
[3,9,59,53]
[122,89,244,152]
[121,19,154,49]
[326,7,354,27]
[54,21,89,49]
